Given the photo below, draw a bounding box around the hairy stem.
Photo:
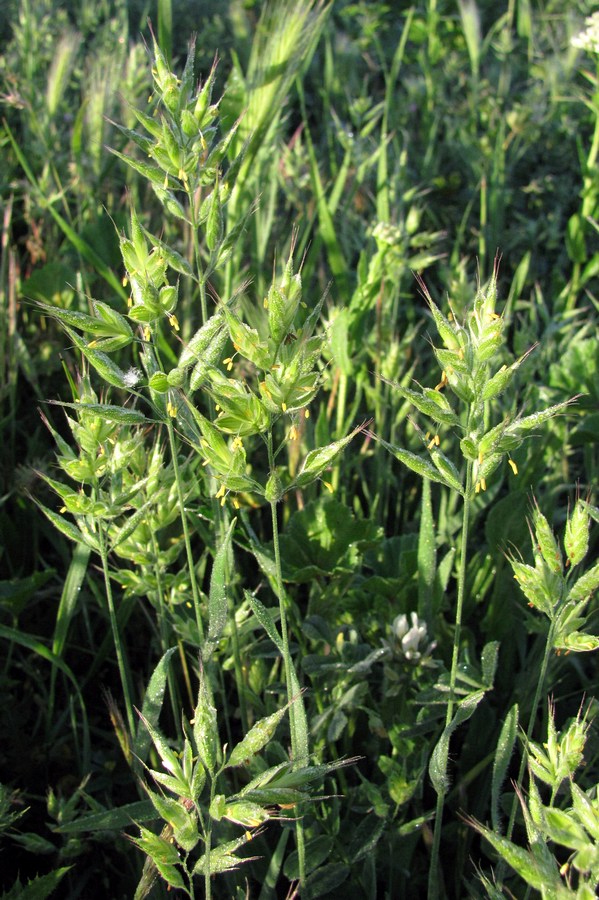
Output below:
[496,622,556,887]
[428,462,473,900]
[97,531,136,743]
[167,419,204,644]
[267,430,308,888]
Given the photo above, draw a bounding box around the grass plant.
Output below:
[0,2,598,898]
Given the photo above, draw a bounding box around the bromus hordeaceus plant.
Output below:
[468,698,599,899]
[370,258,578,899]
[483,497,599,895]
[34,35,362,895]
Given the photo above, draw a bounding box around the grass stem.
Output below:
[267,429,307,888]
[167,419,204,644]
[428,462,473,899]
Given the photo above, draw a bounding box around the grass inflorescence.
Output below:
[0,2,598,898]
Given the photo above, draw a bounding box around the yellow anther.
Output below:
[223,357,234,372]
[434,371,448,391]
[323,480,334,494]
[288,425,298,441]
[122,275,128,287]
[233,343,241,353]
[475,481,481,494]
[282,402,287,412]
[427,434,440,450]
[232,437,243,451]
[215,484,226,499]
[448,311,454,321]
[168,314,180,332]
[60,506,66,513]
[166,401,177,418]
[304,409,310,419]
[88,339,98,349]
[215,404,221,412]
[220,495,227,507]
[263,297,268,308]
[163,173,169,189]
[458,347,464,360]
[143,326,151,341]
[489,312,501,320]
[201,458,210,466]
[480,477,487,491]
[508,458,518,475]
[178,168,186,181]
[127,295,133,308]
[478,451,484,465]
[232,496,240,509]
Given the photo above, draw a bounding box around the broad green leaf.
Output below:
[417,478,436,621]
[50,543,90,711]
[134,648,177,765]
[303,862,350,898]
[283,835,334,880]
[275,498,382,583]
[193,672,218,775]
[53,800,157,834]
[1,867,72,900]
[429,691,485,796]
[245,590,284,653]
[204,518,236,660]
[492,703,519,833]
[481,640,500,687]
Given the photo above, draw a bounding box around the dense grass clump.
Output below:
[1,1,597,898]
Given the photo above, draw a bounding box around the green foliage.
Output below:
[1,1,597,898]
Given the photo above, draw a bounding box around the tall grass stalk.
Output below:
[97,524,136,740]
[373,265,576,898]
[267,430,309,885]
[428,462,473,899]
[166,419,204,644]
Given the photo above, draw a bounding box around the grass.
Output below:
[0,1,598,898]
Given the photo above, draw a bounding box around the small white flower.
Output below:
[123,367,141,388]
[571,12,599,55]
[392,612,428,660]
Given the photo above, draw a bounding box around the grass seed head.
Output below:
[564,499,590,567]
